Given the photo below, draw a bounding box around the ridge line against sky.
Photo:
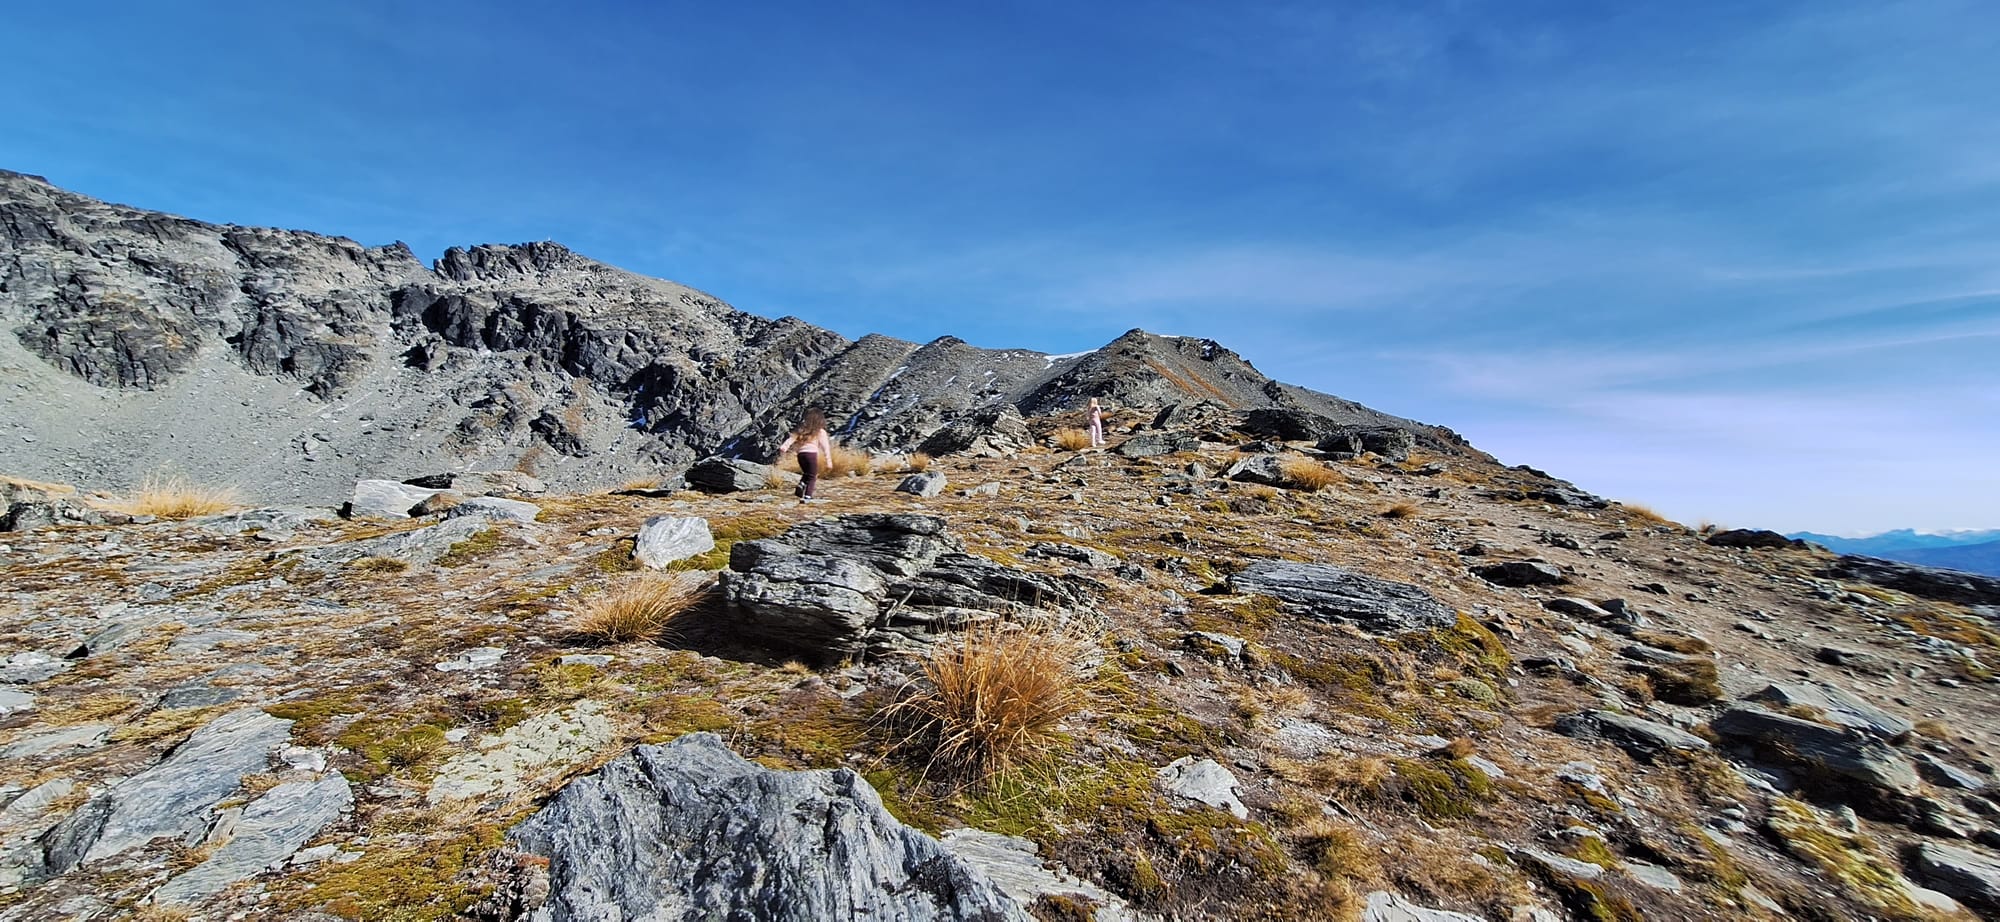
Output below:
[3,0,1996,534]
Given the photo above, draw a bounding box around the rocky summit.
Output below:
[4,175,2000,922]
[0,171,1460,506]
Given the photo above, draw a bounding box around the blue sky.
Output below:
[5,0,1997,534]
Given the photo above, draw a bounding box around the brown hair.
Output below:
[792,408,828,440]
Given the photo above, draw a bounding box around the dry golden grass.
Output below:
[619,476,662,492]
[1053,428,1093,451]
[1,474,77,494]
[905,452,933,473]
[826,444,874,477]
[113,472,241,519]
[568,575,710,644]
[878,623,1096,780]
[1380,501,1419,519]
[765,465,795,490]
[1280,456,1341,492]
[1618,502,1671,525]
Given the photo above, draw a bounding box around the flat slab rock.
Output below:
[503,732,1029,921]
[38,708,292,879]
[1227,560,1456,632]
[1912,841,2000,914]
[1362,891,1487,922]
[1553,710,1710,764]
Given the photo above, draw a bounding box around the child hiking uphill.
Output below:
[778,409,833,502]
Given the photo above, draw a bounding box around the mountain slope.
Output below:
[0,170,1461,503]
[1790,530,2000,577]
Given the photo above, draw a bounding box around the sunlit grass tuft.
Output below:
[877,623,1098,781]
[568,575,710,644]
[115,472,241,519]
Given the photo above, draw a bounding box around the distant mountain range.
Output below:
[1788,529,2000,577]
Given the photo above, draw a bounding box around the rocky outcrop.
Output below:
[1911,841,2000,915]
[1227,560,1456,631]
[1317,426,1415,462]
[915,405,1033,458]
[1473,561,1567,587]
[499,732,1029,921]
[719,515,1097,661]
[1705,529,1806,550]
[1825,555,2000,607]
[1710,706,1920,801]
[685,457,779,494]
[1553,710,1711,764]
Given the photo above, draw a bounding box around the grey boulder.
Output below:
[1112,431,1202,458]
[343,479,446,519]
[503,732,1029,921]
[686,456,778,494]
[1744,682,1912,742]
[633,516,715,569]
[1156,757,1248,819]
[1709,706,1919,800]
[1221,454,1289,486]
[1474,561,1567,587]
[1228,560,1456,632]
[896,471,948,498]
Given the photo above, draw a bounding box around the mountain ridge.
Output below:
[0,169,1470,503]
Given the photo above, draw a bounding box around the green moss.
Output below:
[287,823,504,920]
[1766,798,1927,919]
[1388,757,1494,820]
[347,556,410,574]
[1445,678,1497,703]
[266,689,371,744]
[334,717,450,782]
[436,528,504,568]
[591,538,641,574]
[632,692,735,740]
[1568,835,1620,869]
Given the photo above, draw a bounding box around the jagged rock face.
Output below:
[718,514,1099,661]
[1826,555,2000,607]
[0,171,1465,504]
[499,732,1030,922]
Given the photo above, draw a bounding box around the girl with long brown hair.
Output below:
[778,408,833,502]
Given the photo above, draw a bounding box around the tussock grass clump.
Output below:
[1279,457,1340,492]
[827,444,874,477]
[618,475,662,492]
[1617,502,1671,526]
[1,474,77,495]
[1380,501,1419,519]
[1053,428,1093,451]
[116,472,241,519]
[879,623,1097,780]
[569,575,710,644]
[905,452,933,472]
